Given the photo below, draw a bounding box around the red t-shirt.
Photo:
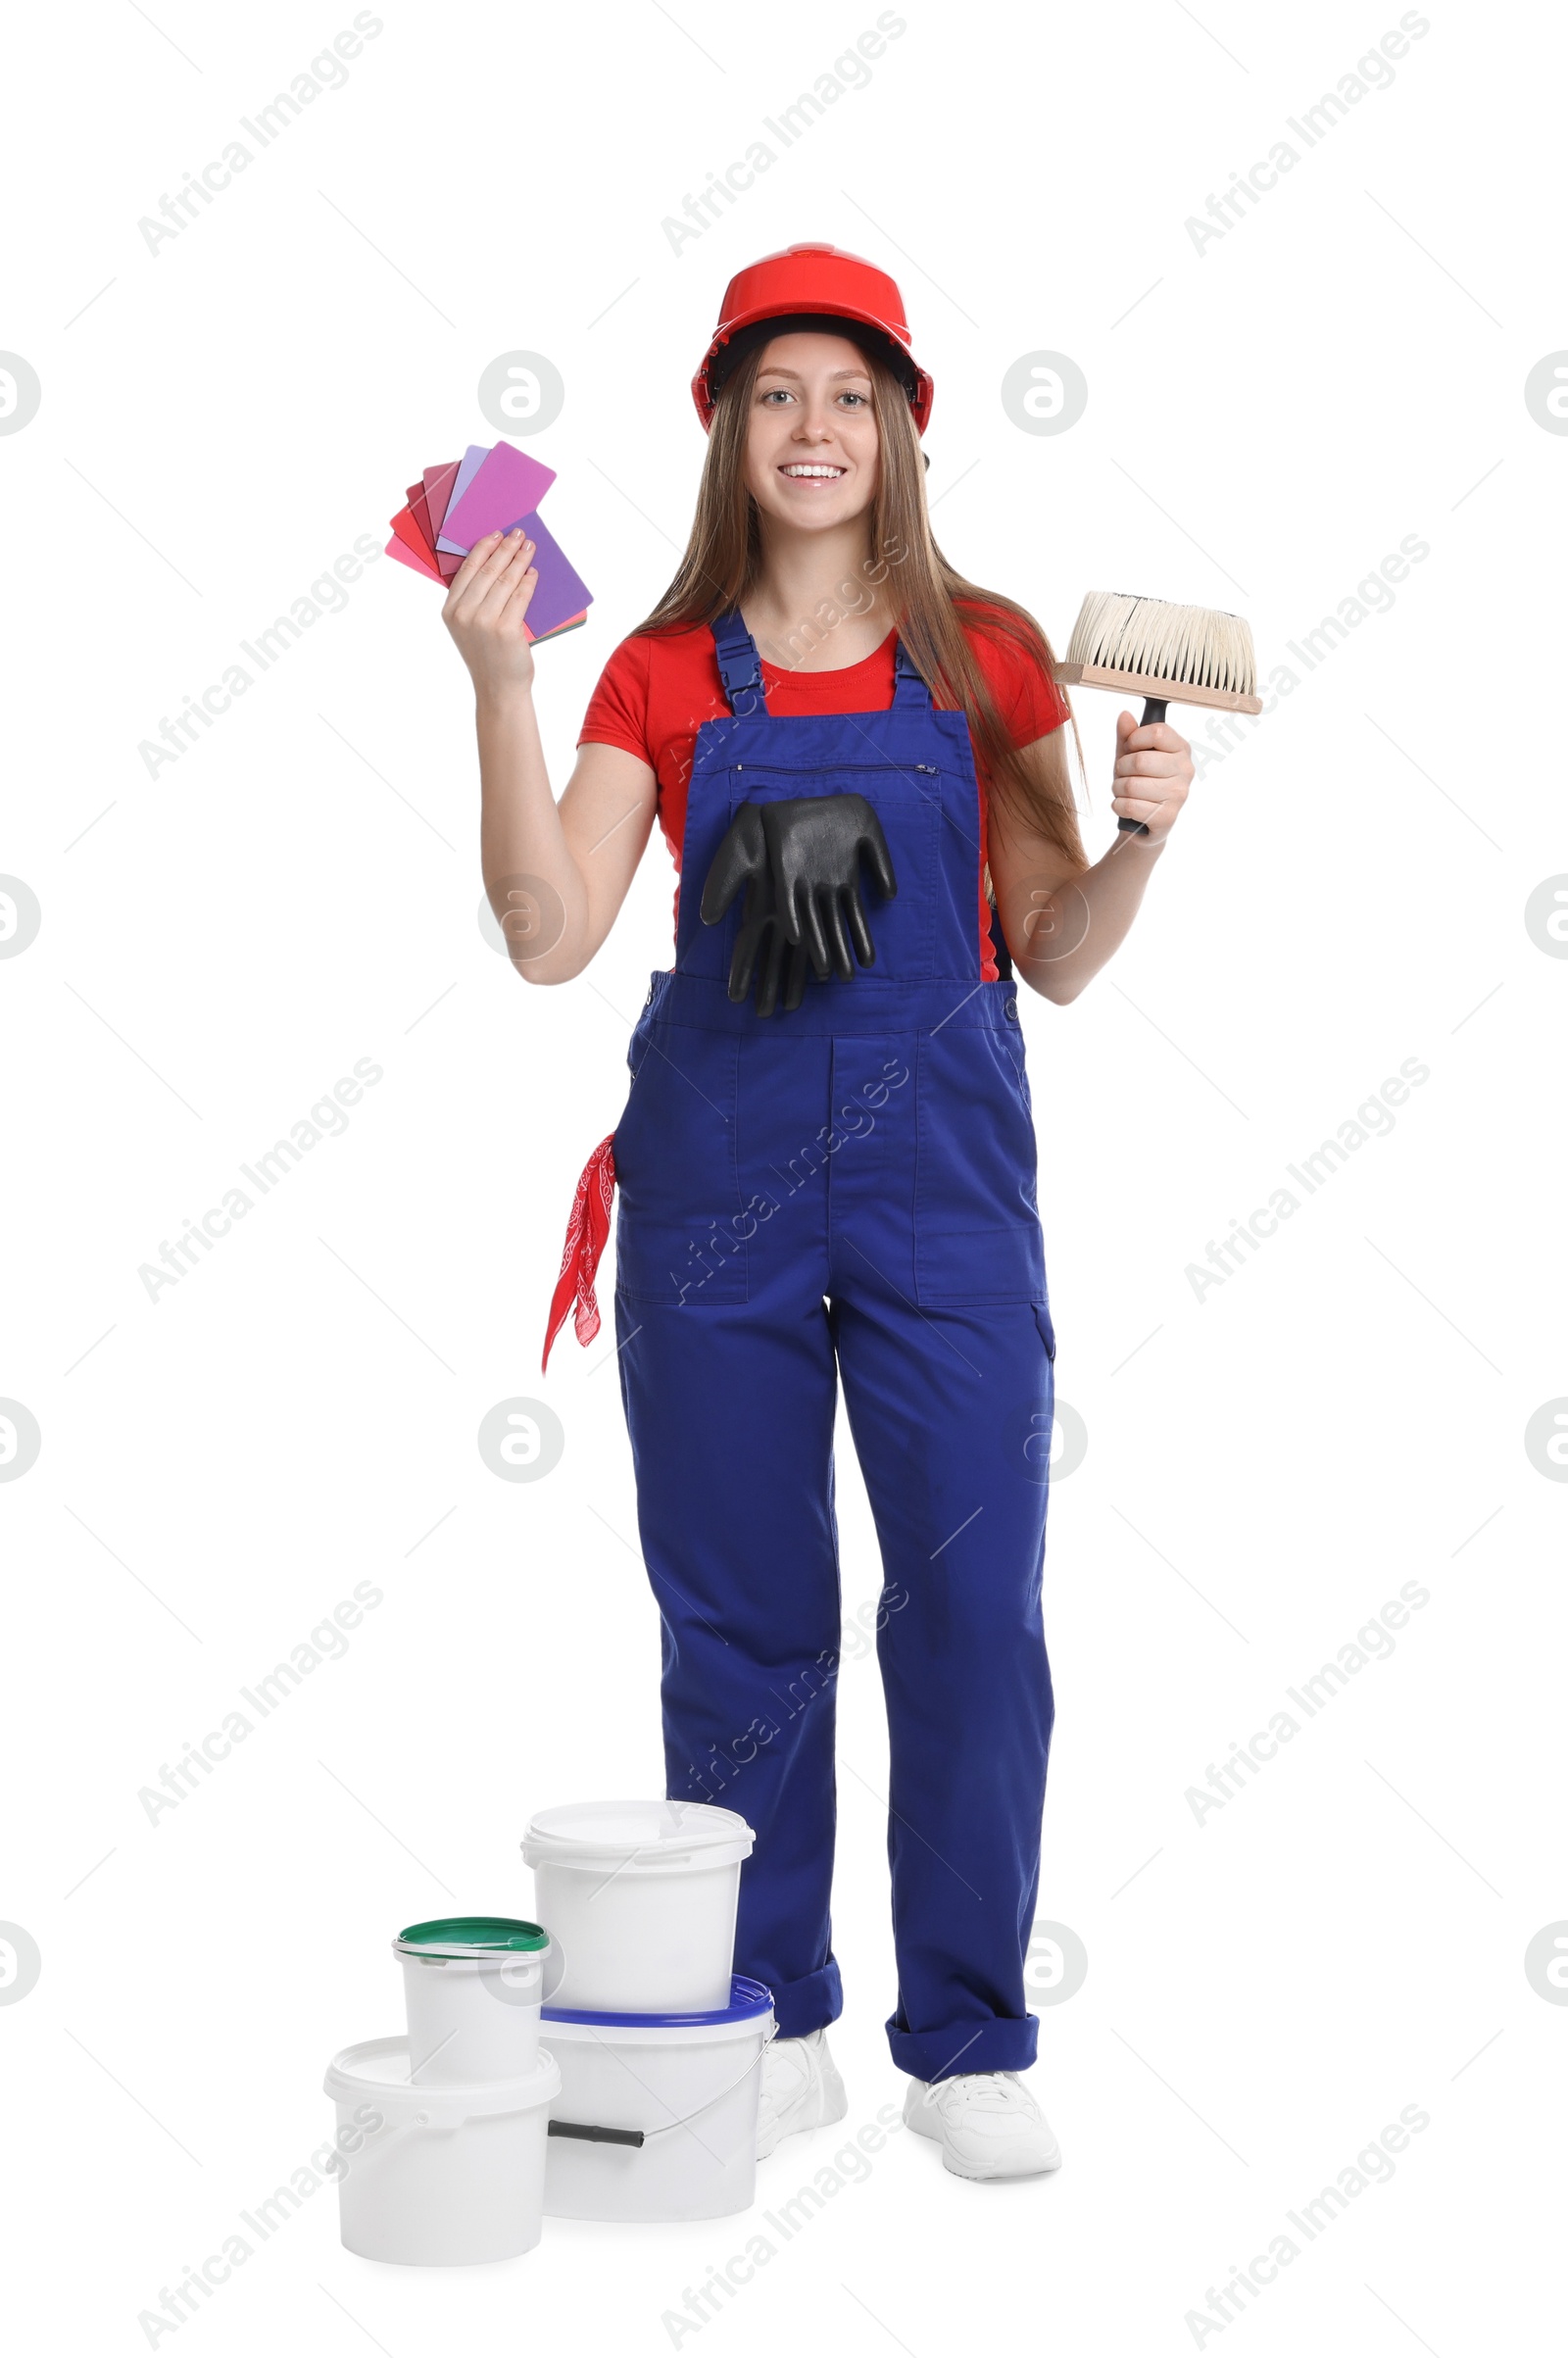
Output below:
[578,611,1068,981]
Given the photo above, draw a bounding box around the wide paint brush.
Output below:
[1054,591,1262,835]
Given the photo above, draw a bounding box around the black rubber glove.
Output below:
[699,802,813,1017]
[702,795,898,1018]
[761,796,897,983]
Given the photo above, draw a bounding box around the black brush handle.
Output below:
[1117,695,1166,835]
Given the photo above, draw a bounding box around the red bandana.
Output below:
[541,1135,617,1371]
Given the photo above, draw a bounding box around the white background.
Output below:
[3,0,1564,2350]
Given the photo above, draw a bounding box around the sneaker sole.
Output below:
[939,2139,1062,2181]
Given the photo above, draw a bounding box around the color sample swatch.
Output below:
[501,510,592,640]
[384,440,591,643]
[439,441,557,554]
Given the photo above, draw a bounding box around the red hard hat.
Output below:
[692,241,933,435]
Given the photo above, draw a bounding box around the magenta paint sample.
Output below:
[438,440,559,554]
[433,445,494,552]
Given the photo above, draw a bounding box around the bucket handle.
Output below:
[545,2027,776,2151]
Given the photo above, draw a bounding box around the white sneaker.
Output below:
[755,2030,848,2159]
[903,2071,1061,2180]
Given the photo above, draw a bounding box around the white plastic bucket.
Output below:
[541,1977,774,2222]
[323,2036,560,2267]
[393,1916,556,2085]
[521,1799,755,2013]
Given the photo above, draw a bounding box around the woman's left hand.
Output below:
[1111,712,1195,840]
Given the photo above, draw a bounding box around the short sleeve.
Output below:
[578,634,655,765]
[996,630,1069,746]
[1006,650,1070,745]
[961,609,1070,752]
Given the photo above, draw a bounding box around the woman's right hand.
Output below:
[442,528,540,700]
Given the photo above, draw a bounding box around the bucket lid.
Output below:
[395,1915,551,1958]
[520,1798,756,1871]
[322,2036,561,2124]
[541,1974,773,2031]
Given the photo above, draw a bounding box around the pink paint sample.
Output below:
[385,532,443,584]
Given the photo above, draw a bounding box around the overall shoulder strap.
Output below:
[891,633,934,709]
[714,610,932,713]
[710,610,765,714]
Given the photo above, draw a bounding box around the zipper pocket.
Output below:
[730,761,939,777]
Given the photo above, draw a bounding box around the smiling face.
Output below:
[741,330,881,535]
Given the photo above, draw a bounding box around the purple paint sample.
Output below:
[514,510,592,638]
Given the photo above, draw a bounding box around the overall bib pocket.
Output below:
[719,763,941,983]
[612,1019,750,1305]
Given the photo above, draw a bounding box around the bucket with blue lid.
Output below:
[541,1974,776,2222]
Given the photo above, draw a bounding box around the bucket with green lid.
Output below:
[392,1916,558,2085]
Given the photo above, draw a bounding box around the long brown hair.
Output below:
[635,334,1087,866]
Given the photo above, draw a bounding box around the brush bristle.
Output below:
[1065,591,1257,697]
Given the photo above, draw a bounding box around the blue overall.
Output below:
[612,613,1056,2084]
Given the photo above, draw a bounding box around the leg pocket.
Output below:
[612,1023,749,1305]
[914,1028,1046,1306]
